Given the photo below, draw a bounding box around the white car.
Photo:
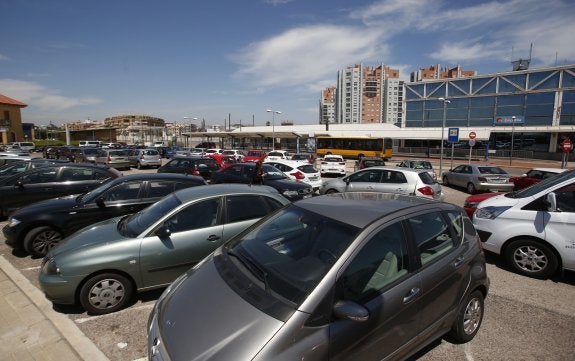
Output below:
[320,154,347,176]
[265,150,291,162]
[205,149,224,154]
[473,169,575,279]
[319,166,444,201]
[264,160,322,191]
[221,149,245,161]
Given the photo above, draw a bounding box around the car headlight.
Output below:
[41,258,60,275]
[7,217,21,228]
[475,206,511,220]
[282,190,299,197]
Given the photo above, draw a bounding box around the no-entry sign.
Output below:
[469,131,477,139]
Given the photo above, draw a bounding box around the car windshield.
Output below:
[477,166,507,174]
[83,148,100,155]
[225,204,358,305]
[262,164,288,180]
[418,171,435,185]
[120,194,181,237]
[412,161,432,169]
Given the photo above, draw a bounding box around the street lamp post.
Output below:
[183,117,198,147]
[510,116,516,165]
[266,109,281,151]
[438,97,451,178]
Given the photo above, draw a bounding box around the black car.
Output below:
[3,173,206,257]
[0,158,71,180]
[0,163,122,218]
[210,162,313,201]
[157,156,220,181]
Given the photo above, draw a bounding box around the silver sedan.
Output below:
[442,164,514,194]
[319,166,444,201]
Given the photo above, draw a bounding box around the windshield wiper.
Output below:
[226,248,270,292]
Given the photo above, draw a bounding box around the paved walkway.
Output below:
[0,256,109,361]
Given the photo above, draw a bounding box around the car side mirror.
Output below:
[96,197,106,207]
[155,224,172,238]
[545,192,558,211]
[333,300,369,322]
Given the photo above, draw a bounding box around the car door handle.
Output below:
[403,287,421,304]
[207,234,220,242]
[454,256,465,268]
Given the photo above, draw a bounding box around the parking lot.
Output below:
[1,157,575,360]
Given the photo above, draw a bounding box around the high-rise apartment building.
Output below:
[334,64,401,124]
[410,64,476,82]
[319,87,336,125]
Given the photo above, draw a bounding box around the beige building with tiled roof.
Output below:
[0,94,28,144]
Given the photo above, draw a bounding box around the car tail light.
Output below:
[290,171,305,180]
[107,155,112,161]
[140,154,145,160]
[417,186,435,196]
[478,176,487,182]
[191,165,201,176]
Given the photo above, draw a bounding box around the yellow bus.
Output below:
[315,136,393,160]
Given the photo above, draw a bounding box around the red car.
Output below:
[243,149,267,162]
[463,192,503,217]
[509,168,566,190]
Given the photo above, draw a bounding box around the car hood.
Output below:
[476,193,522,209]
[10,194,80,217]
[154,257,284,360]
[264,177,310,190]
[49,216,124,257]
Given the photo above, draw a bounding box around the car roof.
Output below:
[174,183,284,201]
[107,173,204,182]
[295,192,440,229]
[356,166,428,174]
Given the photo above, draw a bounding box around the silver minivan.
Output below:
[148,193,489,360]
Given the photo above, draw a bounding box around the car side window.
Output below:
[555,183,575,212]
[146,180,179,198]
[382,170,407,184]
[349,169,380,183]
[226,195,282,223]
[60,168,94,181]
[167,198,220,233]
[20,169,58,184]
[407,211,454,265]
[101,181,142,201]
[341,222,409,303]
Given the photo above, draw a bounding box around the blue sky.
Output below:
[1,0,574,127]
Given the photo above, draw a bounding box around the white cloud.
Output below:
[0,79,101,111]
[0,53,9,61]
[263,0,293,5]
[233,24,386,88]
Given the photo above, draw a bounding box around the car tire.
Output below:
[325,189,339,194]
[447,290,484,343]
[24,226,64,258]
[466,182,477,194]
[442,176,449,186]
[80,273,134,315]
[137,162,143,169]
[505,239,558,279]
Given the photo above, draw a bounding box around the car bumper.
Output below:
[38,272,82,305]
[476,183,514,192]
[2,224,21,249]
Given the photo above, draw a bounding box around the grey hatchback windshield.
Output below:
[225,204,358,305]
[120,194,181,237]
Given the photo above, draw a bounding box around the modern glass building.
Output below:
[404,64,575,153]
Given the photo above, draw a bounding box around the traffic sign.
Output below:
[469,131,477,139]
[469,139,476,147]
[448,127,459,143]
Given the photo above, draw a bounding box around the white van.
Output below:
[473,169,575,279]
[8,141,35,152]
[79,140,102,148]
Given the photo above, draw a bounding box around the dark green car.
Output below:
[38,184,290,315]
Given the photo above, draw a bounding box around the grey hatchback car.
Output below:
[38,184,291,315]
[320,166,444,201]
[442,164,514,194]
[148,193,489,361]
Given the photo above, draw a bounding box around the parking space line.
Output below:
[21,266,41,271]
